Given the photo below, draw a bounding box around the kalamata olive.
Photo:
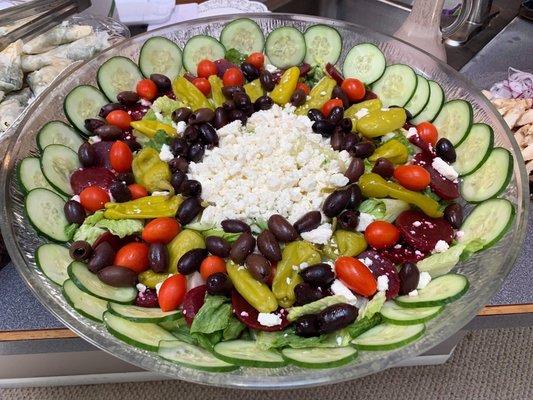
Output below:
[342,133,359,152]
[124,138,141,152]
[177,197,202,224]
[170,137,189,157]
[64,200,85,225]
[187,142,205,162]
[213,107,229,129]
[230,232,256,264]
[307,108,324,122]
[259,70,275,92]
[198,123,219,147]
[88,242,115,273]
[332,85,350,108]
[223,99,236,112]
[372,157,395,179]
[436,138,456,163]
[330,130,345,151]
[222,85,245,99]
[172,107,192,123]
[95,124,123,141]
[240,62,260,81]
[300,263,335,287]
[344,157,365,183]
[109,180,132,203]
[205,236,232,258]
[188,108,215,125]
[268,214,298,243]
[293,211,321,234]
[294,282,326,305]
[323,189,351,218]
[317,303,358,334]
[350,140,375,158]
[328,106,344,125]
[294,314,320,337]
[338,210,360,230]
[180,179,202,197]
[221,219,250,233]
[339,118,353,132]
[444,203,463,229]
[69,241,93,261]
[78,142,96,167]
[168,157,189,173]
[254,95,274,111]
[271,70,283,84]
[150,73,171,91]
[229,109,247,124]
[178,248,208,275]
[97,265,137,287]
[171,170,187,192]
[148,243,168,273]
[245,253,273,283]
[312,120,335,137]
[233,92,252,110]
[256,230,282,262]
[242,104,255,117]
[347,184,363,209]
[183,125,199,142]
[117,91,140,106]
[206,272,232,295]
[99,103,126,118]
[399,262,420,295]
[84,118,105,133]
[299,63,311,76]
[290,89,306,107]
[117,172,135,185]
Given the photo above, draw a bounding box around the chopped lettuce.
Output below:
[287,295,347,322]
[144,130,173,151]
[304,64,325,87]
[151,95,183,116]
[346,313,382,338]
[382,130,415,155]
[357,291,386,321]
[358,198,409,222]
[201,228,241,243]
[417,239,484,278]
[225,48,247,65]
[222,317,246,341]
[256,328,351,351]
[72,211,143,245]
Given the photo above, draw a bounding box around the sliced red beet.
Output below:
[135,288,159,308]
[380,242,428,265]
[182,285,207,326]
[70,167,116,194]
[408,133,436,157]
[92,141,113,168]
[231,291,289,332]
[127,103,150,121]
[412,153,459,200]
[325,63,344,85]
[362,90,377,101]
[395,210,454,253]
[358,250,400,299]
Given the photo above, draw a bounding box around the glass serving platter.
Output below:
[0,13,528,389]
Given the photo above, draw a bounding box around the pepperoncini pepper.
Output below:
[132,148,173,193]
[356,108,406,138]
[129,120,176,138]
[295,76,336,115]
[167,229,205,272]
[272,241,322,308]
[369,139,409,164]
[104,195,183,220]
[323,230,367,259]
[243,78,264,103]
[138,270,170,288]
[270,66,300,105]
[226,261,278,313]
[208,75,225,107]
[359,173,443,218]
[345,99,383,116]
[172,76,213,110]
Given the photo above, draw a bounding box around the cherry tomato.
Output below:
[364,221,400,249]
[158,274,187,311]
[109,140,133,173]
[245,52,265,70]
[79,186,110,212]
[222,67,245,87]
[136,78,158,101]
[394,165,431,191]
[321,98,344,117]
[128,183,148,199]
[341,78,366,102]
[106,110,131,130]
[296,82,310,95]
[114,242,149,273]
[200,255,226,280]
[142,217,181,244]
[197,59,217,78]
[416,122,438,146]
[192,77,211,96]
[335,256,377,297]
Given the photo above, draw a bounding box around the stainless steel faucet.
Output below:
[445,0,497,46]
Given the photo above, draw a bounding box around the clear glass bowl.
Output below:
[0,13,528,389]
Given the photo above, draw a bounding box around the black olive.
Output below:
[180,179,202,197]
[229,232,256,264]
[205,236,232,258]
[233,92,252,110]
[342,133,360,152]
[78,142,96,167]
[372,157,395,179]
[188,108,215,125]
[150,73,171,91]
[344,158,365,183]
[177,248,208,275]
[294,283,326,305]
[294,314,320,337]
[312,120,335,137]
[323,189,351,218]
[64,200,85,225]
[444,203,463,229]
[221,219,250,233]
[339,117,352,132]
[95,124,123,141]
[307,108,324,122]
[116,91,140,106]
[330,130,345,151]
[69,241,92,261]
[84,118,105,133]
[350,140,375,158]
[148,243,168,273]
[436,138,457,163]
[229,109,247,124]
[213,107,229,129]
[109,180,132,203]
[338,210,360,230]
[259,70,275,92]
[206,272,232,295]
[254,95,274,111]
[168,157,189,173]
[347,184,363,209]
[240,62,260,81]
[317,304,358,334]
[198,123,219,147]
[177,197,202,225]
[183,125,199,142]
[332,85,350,108]
[99,103,126,118]
[328,106,344,125]
[222,86,245,100]
[170,137,189,157]
[300,263,335,287]
[187,142,205,163]
[171,171,187,192]
[293,211,321,234]
[172,107,192,123]
[399,263,420,295]
[124,138,141,152]
[117,172,135,185]
[290,89,306,107]
[88,242,115,273]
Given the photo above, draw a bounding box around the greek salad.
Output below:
[20,18,515,371]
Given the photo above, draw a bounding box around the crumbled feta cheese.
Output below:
[151,191,170,196]
[286,277,291,284]
[299,262,309,270]
[300,223,333,244]
[359,257,373,267]
[417,271,432,289]
[381,132,396,141]
[433,240,450,253]
[257,312,282,327]
[140,98,152,107]
[159,144,174,162]
[408,289,419,297]
[412,221,422,227]
[330,279,357,302]
[456,230,465,239]
[336,336,342,346]
[407,127,418,138]
[432,157,459,181]
[174,120,186,134]
[136,283,147,292]
[356,212,375,232]
[377,275,389,292]
[88,135,101,144]
[155,282,163,296]
[265,64,277,73]
[240,311,249,317]
[380,107,390,111]
[355,108,369,119]
[70,195,80,203]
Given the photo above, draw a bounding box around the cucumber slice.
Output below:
[35,243,71,285]
[303,24,342,66]
[63,85,108,135]
[68,262,137,304]
[265,27,306,69]
[159,340,238,372]
[37,121,84,152]
[342,43,385,85]
[103,312,176,352]
[404,75,430,118]
[371,64,417,107]
[461,147,512,203]
[410,80,444,124]
[432,99,473,146]
[108,303,182,323]
[139,36,182,79]
[380,301,443,325]
[281,347,357,369]
[63,279,108,322]
[394,274,469,308]
[459,198,515,250]
[97,56,144,102]
[213,340,286,368]
[40,144,80,196]
[25,188,70,242]
[220,18,264,54]
[351,323,425,351]
[18,157,56,194]
[182,35,226,73]
[453,123,494,176]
